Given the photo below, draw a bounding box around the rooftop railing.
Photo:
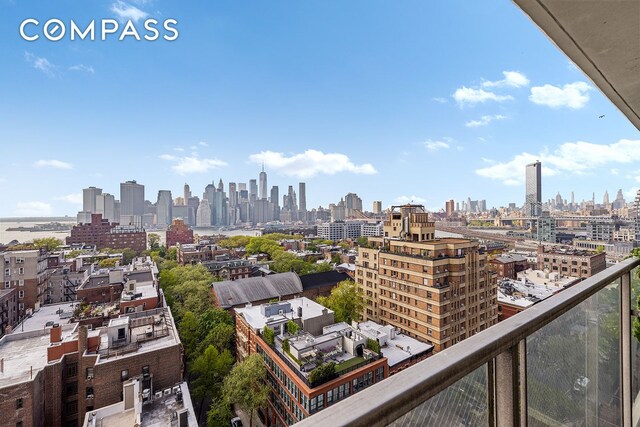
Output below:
[295,257,640,426]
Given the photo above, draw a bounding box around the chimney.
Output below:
[50,323,62,344]
[78,325,88,356]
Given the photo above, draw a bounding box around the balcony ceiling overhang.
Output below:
[513,0,640,131]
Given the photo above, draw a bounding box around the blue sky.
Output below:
[1,0,638,217]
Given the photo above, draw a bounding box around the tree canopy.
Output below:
[32,237,62,251]
[220,354,269,427]
[317,279,364,324]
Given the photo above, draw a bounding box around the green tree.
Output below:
[286,320,300,335]
[262,326,275,346]
[331,253,342,264]
[33,237,63,252]
[167,246,178,261]
[317,279,364,324]
[191,345,234,422]
[245,237,284,258]
[218,235,252,249]
[120,248,137,264]
[222,354,269,427]
[199,323,235,355]
[207,397,234,427]
[179,311,201,364]
[148,233,161,250]
[98,258,119,268]
[308,361,336,386]
[356,237,369,247]
[366,338,381,353]
[595,245,605,254]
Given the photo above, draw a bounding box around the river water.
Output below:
[0,220,261,246]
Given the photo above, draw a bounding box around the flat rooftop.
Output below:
[85,382,197,427]
[355,321,433,368]
[498,271,579,309]
[236,297,332,331]
[16,302,79,333]
[96,308,181,363]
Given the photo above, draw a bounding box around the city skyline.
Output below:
[1,1,639,218]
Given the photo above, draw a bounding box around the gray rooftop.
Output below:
[212,272,303,308]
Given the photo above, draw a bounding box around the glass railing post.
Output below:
[494,340,527,426]
[621,270,632,426]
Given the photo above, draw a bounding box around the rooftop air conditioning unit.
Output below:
[172,386,181,394]
[155,391,163,399]
[163,388,171,396]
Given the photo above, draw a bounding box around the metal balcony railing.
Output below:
[294,257,640,426]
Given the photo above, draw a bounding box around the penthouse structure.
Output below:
[356,205,499,352]
[67,214,146,253]
[0,303,184,427]
[235,298,431,425]
[536,245,606,279]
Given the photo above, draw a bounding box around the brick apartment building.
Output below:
[165,218,195,248]
[356,205,499,352]
[0,288,18,336]
[176,242,232,265]
[0,304,184,427]
[487,254,528,279]
[536,245,607,279]
[66,214,146,253]
[235,298,431,426]
[1,249,50,317]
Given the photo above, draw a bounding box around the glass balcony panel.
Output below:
[527,279,621,427]
[631,267,640,425]
[388,365,487,427]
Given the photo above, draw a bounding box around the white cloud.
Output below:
[173,147,185,152]
[249,149,377,179]
[34,159,73,170]
[160,154,227,175]
[465,114,507,128]
[199,141,209,147]
[432,97,448,104]
[423,140,450,151]
[15,202,53,216]
[611,168,619,175]
[24,52,54,76]
[69,64,95,74]
[476,138,640,185]
[55,193,82,205]
[452,87,513,106]
[529,82,591,109]
[395,195,427,204]
[482,71,530,88]
[111,1,148,22]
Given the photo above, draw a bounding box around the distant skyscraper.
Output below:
[525,161,542,217]
[372,201,382,214]
[183,183,191,202]
[613,189,626,210]
[238,183,247,191]
[445,200,455,217]
[156,190,173,228]
[120,181,145,216]
[83,187,102,213]
[259,165,268,200]
[96,193,116,223]
[298,182,306,221]
[249,179,258,201]
[229,182,238,208]
[196,199,212,227]
[603,190,610,206]
[270,186,280,220]
[344,193,363,217]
